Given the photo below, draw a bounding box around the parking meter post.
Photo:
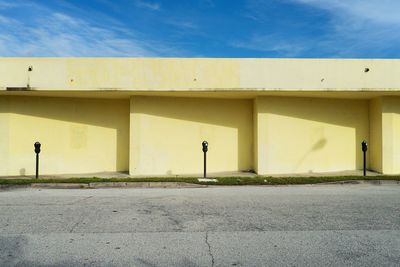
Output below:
[204,151,206,178]
[364,151,366,176]
[202,141,208,178]
[361,141,368,177]
[34,142,41,179]
[36,154,39,179]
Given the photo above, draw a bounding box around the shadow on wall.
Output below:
[295,138,328,171]
[258,97,369,172]
[0,95,130,174]
[132,96,253,172]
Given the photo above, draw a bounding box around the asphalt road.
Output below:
[0,184,399,266]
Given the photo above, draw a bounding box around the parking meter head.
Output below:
[361,141,368,152]
[34,142,41,154]
[202,141,208,152]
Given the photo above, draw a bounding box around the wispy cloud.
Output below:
[231,34,307,57]
[200,0,215,8]
[294,0,400,25]
[236,0,400,57]
[293,0,400,57]
[166,19,199,30]
[135,0,160,11]
[0,15,17,25]
[0,1,16,10]
[0,1,171,56]
[1,0,398,57]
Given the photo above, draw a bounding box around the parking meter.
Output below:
[361,141,367,176]
[202,141,208,177]
[34,142,41,154]
[202,141,208,153]
[362,141,368,152]
[34,142,41,179]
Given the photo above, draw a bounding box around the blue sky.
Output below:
[0,0,399,58]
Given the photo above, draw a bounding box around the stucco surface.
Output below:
[1,58,400,91]
[1,58,400,176]
[0,96,129,176]
[130,96,253,175]
[381,96,400,174]
[369,98,383,172]
[255,97,369,175]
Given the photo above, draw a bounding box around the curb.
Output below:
[1,180,399,190]
[31,183,90,189]
[29,182,207,189]
[88,182,207,189]
[320,180,400,185]
[0,184,31,190]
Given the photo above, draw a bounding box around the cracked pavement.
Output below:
[0,184,399,266]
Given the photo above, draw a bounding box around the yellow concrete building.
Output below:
[1,58,400,176]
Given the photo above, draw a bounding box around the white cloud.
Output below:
[0,15,17,24]
[294,0,400,25]
[166,19,199,30]
[0,1,16,10]
[293,0,400,56]
[135,0,160,11]
[0,2,169,56]
[0,13,155,56]
[237,0,400,57]
[232,34,307,57]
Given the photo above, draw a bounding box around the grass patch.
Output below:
[211,176,400,185]
[0,175,399,186]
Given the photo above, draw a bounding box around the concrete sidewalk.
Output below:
[0,169,382,180]
[0,180,398,191]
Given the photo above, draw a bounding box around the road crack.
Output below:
[205,231,215,267]
[69,216,85,233]
[72,196,93,204]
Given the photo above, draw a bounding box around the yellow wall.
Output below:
[381,96,400,174]
[2,58,400,176]
[253,99,259,172]
[2,58,400,91]
[0,93,397,177]
[130,96,253,175]
[255,97,369,175]
[0,97,10,175]
[369,98,383,172]
[0,96,129,176]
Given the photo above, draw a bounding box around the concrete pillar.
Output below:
[253,98,259,174]
[369,98,383,173]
